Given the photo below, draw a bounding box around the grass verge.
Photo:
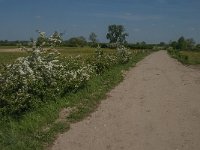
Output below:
[168,49,200,65]
[180,51,200,65]
[0,51,151,150]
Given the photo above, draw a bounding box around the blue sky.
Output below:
[0,0,200,43]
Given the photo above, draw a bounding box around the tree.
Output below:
[89,32,98,47]
[170,37,196,51]
[67,36,87,47]
[186,38,195,50]
[36,30,47,46]
[177,36,187,50]
[196,44,200,51]
[89,32,97,43]
[159,42,166,46]
[35,31,63,47]
[106,24,128,45]
[50,31,62,41]
[170,41,178,49]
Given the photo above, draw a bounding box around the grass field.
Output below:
[0,46,18,49]
[0,46,115,65]
[0,52,27,64]
[180,51,200,65]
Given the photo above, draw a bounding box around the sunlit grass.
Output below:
[0,46,18,49]
[0,52,27,64]
[180,51,200,65]
[0,46,115,64]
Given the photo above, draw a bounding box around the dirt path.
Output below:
[51,51,200,150]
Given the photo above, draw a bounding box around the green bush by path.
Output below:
[0,50,151,150]
[167,48,189,64]
[167,48,200,65]
[0,44,133,117]
[0,31,152,149]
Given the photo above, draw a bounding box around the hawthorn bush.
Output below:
[0,32,133,117]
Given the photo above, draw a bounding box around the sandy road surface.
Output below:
[51,51,200,150]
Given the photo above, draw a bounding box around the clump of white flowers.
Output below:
[0,32,133,117]
[88,45,118,74]
[0,32,94,116]
[117,45,132,64]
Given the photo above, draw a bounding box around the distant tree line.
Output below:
[127,42,156,49]
[0,40,30,47]
[169,36,200,51]
[1,26,200,51]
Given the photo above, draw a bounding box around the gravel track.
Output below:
[51,50,200,150]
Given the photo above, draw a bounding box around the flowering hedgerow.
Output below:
[117,45,132,64]
[87,45,132,74]
[0,32,132,116]
[87,46,118,74]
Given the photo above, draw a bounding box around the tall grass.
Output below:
[168,48,200,65]
[0,52,27,64]
[180,51,200,65]
[0,47,115,65]
[167,48,189,64]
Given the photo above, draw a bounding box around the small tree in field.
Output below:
[89,32,98,47]
[68,36,87,47]
[49,31,63,46]
[177,36,187,50]
[89,32,97,43]
[36,30,47,46]
[106,24,128,46]
[171,36,196,50]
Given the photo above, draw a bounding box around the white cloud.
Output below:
[35,16,42,19]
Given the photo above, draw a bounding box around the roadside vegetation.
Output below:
[0,49,151,150]
[180,51,200,65]
[167,36,200,65]
[0,25,154,149]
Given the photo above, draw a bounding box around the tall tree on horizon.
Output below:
[106,24,128,45]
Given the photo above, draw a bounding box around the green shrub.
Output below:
[87,46,116,74]
[116,45,132,64]
[0,32,133,117]
[0,33,93,116]
[167,47,189,64]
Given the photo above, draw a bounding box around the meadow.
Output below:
[180,51,200,65]
[0,46,114,64]
[167,48,200,65]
